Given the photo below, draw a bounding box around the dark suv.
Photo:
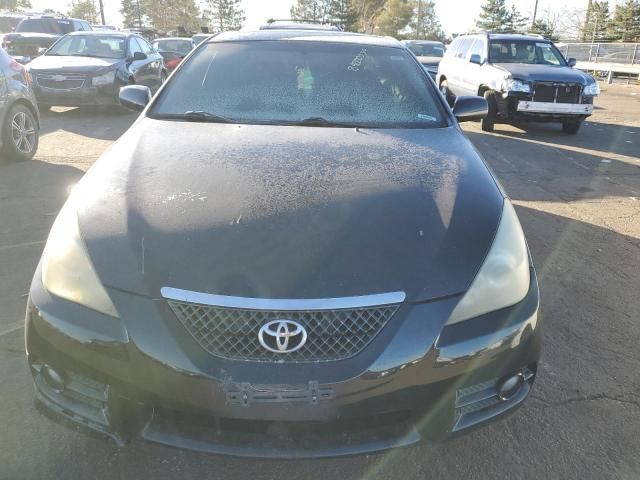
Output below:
[2,16,92,63]
[437,33,599,134]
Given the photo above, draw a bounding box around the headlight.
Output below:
[92,70,116,87]
[503,79,531,93]
[41,204,118,317]
[446,200,530,325]
[583,82,600,96]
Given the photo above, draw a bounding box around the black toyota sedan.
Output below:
[26,31,166,108]
[26,29,541,457]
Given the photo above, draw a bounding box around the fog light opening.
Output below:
[498,373,524,401]
[42,365,66,393]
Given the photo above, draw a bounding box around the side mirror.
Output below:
[469,54,483,65]
[567,58,577,67]
[452,96,488,122]
[119,85,151,112]
[132,51,147,61]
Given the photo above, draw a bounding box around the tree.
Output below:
[206,0,245,32]
[0,0,31,12]
[69,0,98,24]
[475,0,511,32]
[504,5,528,33]
[327,0,358,31]
[582,0,610,42]
[143,0,202,34]
[608,0,640,42]
[290,0,331,23]
[408,0,444,40]
[530,18,558,41]
[120,0,146,29]
[353,0,386,33]
[375,0,412,36]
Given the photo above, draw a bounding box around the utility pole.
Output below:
[136,0,143,29]
[98,0,105,25]
[531,0,539,27]
[416,0,422,39]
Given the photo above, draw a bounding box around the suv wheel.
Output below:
[481,91,497,133]
[1,104,39,161]
[562,120,582,134]
[439,80,454,107]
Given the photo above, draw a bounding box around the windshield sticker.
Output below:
[348,49,367,71]
[417,114,437,121]
[297,66,314,92]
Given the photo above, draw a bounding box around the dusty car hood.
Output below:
[29,55,121,73]
[73,120,503,303]
[493,63,593,85]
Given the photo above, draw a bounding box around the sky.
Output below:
[30,0,616,34]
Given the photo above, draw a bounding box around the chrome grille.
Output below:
[167,299,400,363]
[36,73,85,91]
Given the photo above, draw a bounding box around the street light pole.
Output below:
[136,0,143,29]
[531,0,539,27]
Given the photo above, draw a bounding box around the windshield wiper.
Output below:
[167,111,235,123]
[296,117,358,127]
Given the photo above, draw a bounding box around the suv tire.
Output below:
[439,80,454,107]
[562,120,582,134]
[481,91,497,132]
[1,103,39,161]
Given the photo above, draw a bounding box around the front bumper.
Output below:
[498,92,594,123]
[32,82,121,107]
[516,101,593,115]
[26,265,541,458]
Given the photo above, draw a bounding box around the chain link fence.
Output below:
[558,43,640,65]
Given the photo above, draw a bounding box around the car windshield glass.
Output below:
[151,41,446,128]
[408,43,444,57]
[489,40,567,65]
[47,35,126,59]
[16,18,74,35]
[154,39,192,55]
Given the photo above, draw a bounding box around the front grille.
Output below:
[168,300,400,363]
[532,82,581,104]
[36,73,85,91]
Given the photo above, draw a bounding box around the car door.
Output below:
[127,37,149,87]
[448,38,473,96]
[458,38,486,96]
[137,37,163,90]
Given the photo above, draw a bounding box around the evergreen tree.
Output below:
[120,0,146,28]
[353,0,386,33]
[504,5,528,33]
[327,0,358,31]
[69,0,98,24]
[0,0,31,11]
[582,0,610,42]
[143,0,202,34]
[608,0,640,42]
[375,0,412,36]
[290,0,331,23]
[530,19,558,41]
[207,0,245,32]
[475,0,511,32]
[409,0,444,40]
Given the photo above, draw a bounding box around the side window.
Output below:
[455,39,472,59]
[469,39,484,62]
[137,38,153,55]
[83,21,92,31]
[446,39,460,58]
[129,38,143,57]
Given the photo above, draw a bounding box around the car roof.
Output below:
[67,30,130,37]
[403,40,443,45]
[259,22,341,31]
[154,37,193,42]
[209,29,402,48]
[458,32,549,42]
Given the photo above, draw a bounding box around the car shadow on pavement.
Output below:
[2,203,639,479]
[484,120,640,160]
[38,107,138,141]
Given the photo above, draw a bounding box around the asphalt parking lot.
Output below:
[1,83,639,479]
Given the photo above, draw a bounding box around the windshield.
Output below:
[489,40,567,66]
[151,41,446,128]
[47,35,126,59]
[408,43,444,57]
[16,18,74,35]
[153,39,192,55]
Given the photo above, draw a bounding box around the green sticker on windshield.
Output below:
[297,67,314,92]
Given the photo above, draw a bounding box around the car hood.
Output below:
[493,63,593,85]
[72,120,503,303]
[29,55,121,73]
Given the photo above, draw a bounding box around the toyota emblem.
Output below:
[258,320,307,354]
